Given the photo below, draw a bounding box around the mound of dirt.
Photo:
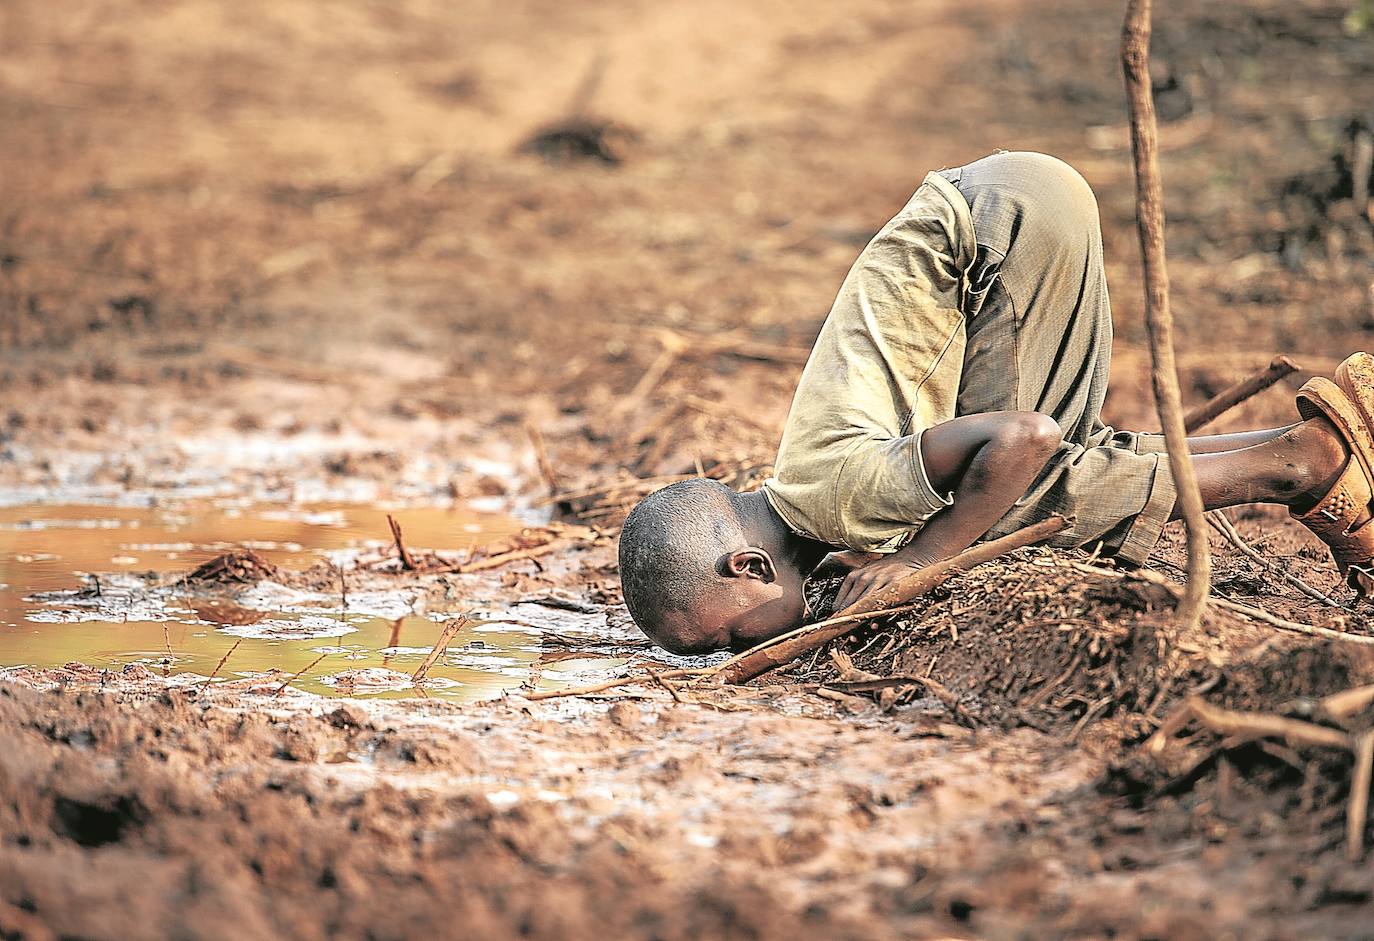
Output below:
[801,552,1198,732]
[185,549,281,584]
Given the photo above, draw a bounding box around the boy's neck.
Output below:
[737,490,832,574]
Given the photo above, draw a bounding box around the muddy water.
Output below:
[0,502,630,701]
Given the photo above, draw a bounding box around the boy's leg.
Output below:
[938,152,1361,565]
[939,152,1182,561]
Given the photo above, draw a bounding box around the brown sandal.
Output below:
[1294,367,1374,593]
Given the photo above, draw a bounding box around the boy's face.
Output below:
[685,553,811,652]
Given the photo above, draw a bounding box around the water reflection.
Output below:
[0,501,633,701]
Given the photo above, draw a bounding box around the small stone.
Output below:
[607,702,642,729]
[326,705,369,730]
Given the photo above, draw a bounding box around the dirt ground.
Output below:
[4,0,1374,937]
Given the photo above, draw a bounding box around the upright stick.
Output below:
[1122,0,1210,635]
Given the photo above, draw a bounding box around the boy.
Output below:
[618,152,1374,655]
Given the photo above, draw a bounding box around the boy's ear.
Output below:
[722,547,777,582]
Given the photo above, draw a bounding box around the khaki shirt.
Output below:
[762,172,977,551]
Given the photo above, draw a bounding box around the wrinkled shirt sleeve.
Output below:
[762,173,975,551]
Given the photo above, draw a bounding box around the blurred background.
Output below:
[1,0,1372,502]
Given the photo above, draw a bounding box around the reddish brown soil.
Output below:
[4,0,1374,937]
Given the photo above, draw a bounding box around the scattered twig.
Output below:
[1148,693,1374,860]
[681,394,777,433]
[411,616,470,684]
[522,667,711,701]
[335,561,349,610]
[526,421,561,496]
[544,473,705,506]
[713,515,1071,685]
[1206,510,1345,609]
[652,670,688,704]
[1068,559,1374,646]
[273,652,329,697]
[452,541,566,573]
[1123,0,1211,636]
[611,333,687,423]
[1148,696,1350,753]
[1322,683,1374,721]
[386,514,418,571]
[1348,729,1374,861]
[1183,355,1300,433]
[1209,596,1374,646]
[204,638,243,684]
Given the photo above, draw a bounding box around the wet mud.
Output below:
[5,0,1374,936]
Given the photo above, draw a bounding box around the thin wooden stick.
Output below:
[714,515,1071,685]
[273,652,329,697]
[1123,0,1211,636]
[1068,559,1374,646]
[611,335,686,422]
[525,421,561,496]
[451,541,564,573]
[522,667,711,701]
[1189,697,1351,749]
[412,616,469,683]
[695,602,926,684]
[1348,729,1374,861]
[204,638,242,683]
[1322,683,1374,720]
[652,670,688,704]
[1206,510,1345,609]
[387,514,418,571]
[1183,355,1300,433]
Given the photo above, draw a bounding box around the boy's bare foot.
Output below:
[1291,354,1374,596]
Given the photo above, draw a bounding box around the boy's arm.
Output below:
[831,411,1063,611]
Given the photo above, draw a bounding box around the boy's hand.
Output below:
[812,549,881,580]
[832,554,932,612]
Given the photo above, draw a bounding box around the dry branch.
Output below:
[522,667,711,701]
[1068,559,1374,646]
[526,421,561,496]
[204,639,243,684]
[1349,729,1374,861]
[1183,355,1300,433]
[1323,683,1374,721]
[412,616,469,683]
[273,652,329,697]
[1148,696,1350,753]
[713,515,1071,685]
[1206,510,1345,609]
[453,541,565,573]
[387,514,418,570]
[1122,0,1210,637]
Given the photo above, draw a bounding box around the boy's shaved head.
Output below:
[617,478,747,653]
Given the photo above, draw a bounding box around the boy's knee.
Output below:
[1001,412,1063,458]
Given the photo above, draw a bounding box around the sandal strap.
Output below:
[1291,457,1373,546]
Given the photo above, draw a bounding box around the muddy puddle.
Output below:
[0,501,645,701]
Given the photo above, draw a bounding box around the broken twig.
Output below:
[1349,729,1374,861]
[387,514,418,571]
[412,616,470,684]
[274,652,329,697]
[1183,355,1300,433]
[204,638,243,684]
[526,421,561,496]
[1206,510,1345,609]
[522,667,711,701]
